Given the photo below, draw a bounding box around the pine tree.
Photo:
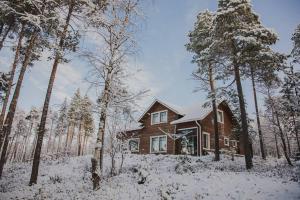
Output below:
[9,111,27,162]
[280,68,300,152]
[0,0,58,178]
[81,95,94,155]
[211,0,281,169]
[46,110,58,154]
[0,72,8,102]
[0,23,26,138]
[291,24,300,63]
[262,77,293,165]
[54,100,68,155]
[186,10,221,160]
[66,89,82,152]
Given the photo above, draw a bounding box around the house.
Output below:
[125,99,242,156]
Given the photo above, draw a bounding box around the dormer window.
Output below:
[151,110,168,125]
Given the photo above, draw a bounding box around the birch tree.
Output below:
[85,0,142,190]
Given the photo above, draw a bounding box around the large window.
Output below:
[151,111,168,124]
[128,138,140,152]
[217,110,224,123]
[150,135,167,153]
[203,132,210,150]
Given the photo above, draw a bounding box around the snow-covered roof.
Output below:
[171,100,225,125]
[137,99,184,122]
[137,98,228,125]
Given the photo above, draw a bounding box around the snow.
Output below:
[1,154,299,200]
[171,100,226,124]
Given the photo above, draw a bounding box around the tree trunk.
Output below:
[0,23,4,36]
[0,23,13,50]
[0,33,37,178]
[274,130,280,159]
[22,121,34,162]
[291,112,300,152]
[274,110,293,166]
[250,67,266,159]
[57,132,62,153]
[285,131,291,156]
[64,124,70,152]
[6,136,15,163]
[46,119,54,153]
[92,81,110,190]
[233,62,253,169]
[268,91,292,165]
[31,133,38,159]
[29,2,74,185]
[68,124,75,153]
[0,24,25,149]
[77,120,82,156]
[82,135,88,155]
[209,65,220,161]
[290,66,300,151]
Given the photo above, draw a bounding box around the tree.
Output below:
[8,111,27,162]
[86,0,142,189]
[0,23,26,147]
[54,100,68,155]
[0,0,58,178]
[262,77,293,166]
[280,69,300,152]
[0,72,8,102]
[66,89,82,152]
[186,10,221,161]
[80,95,94,156]
[46,110,58,154]
[210,0,281,169]
[291,24,300,63]
[29,0,77,185]
[248,50,285,159]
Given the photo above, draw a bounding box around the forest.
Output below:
[0,0,299,199]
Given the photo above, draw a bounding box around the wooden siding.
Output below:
[126,101,241,155]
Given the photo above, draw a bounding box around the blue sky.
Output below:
[0,0,300,116]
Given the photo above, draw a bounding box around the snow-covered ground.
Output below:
[0,154,299,200]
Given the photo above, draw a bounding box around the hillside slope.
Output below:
[0,154,299,200]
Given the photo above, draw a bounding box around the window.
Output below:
[152,113,160,124]
[217,110,224,123]
[224,137,229,146]
[151,111,168,124]
[230,140,237,148]
[150,135,167,153]
[203,132,210,150]
[128,138,140,152]
[160,111,167,123]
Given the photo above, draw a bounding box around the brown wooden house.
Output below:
[125,99,242,156]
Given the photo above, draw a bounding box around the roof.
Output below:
[137,99,184,122]
[171,100,227,125]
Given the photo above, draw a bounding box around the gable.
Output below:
[138,100,183,123]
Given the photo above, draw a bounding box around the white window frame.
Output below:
[150,135,167,153]
[230,140,237,148]
[217,109,224,124]
[151,110,168,125]
[224,137,229,146]
[128,138,140,152]
[203,132,210,150]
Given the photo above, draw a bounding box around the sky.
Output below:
[0,0,300,117]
